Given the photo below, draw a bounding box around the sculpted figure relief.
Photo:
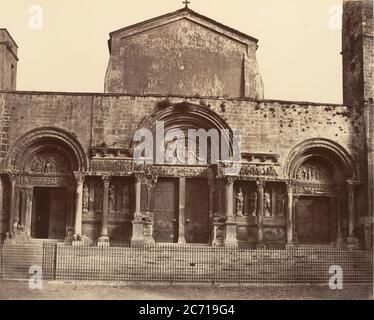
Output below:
[83,184,89,211]
[122,185,130,211]
[30,152,70,174]
[109,184,116,212]
[94,183,103,212]
[296,161,332,182]
[264,192,272,217]
[31,155,43,172]
[276,190,285,216]
[236,188,244,216]
[249,191,257,216]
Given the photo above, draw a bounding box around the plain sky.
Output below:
[0,0,344,103]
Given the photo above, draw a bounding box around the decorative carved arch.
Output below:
[284,138,356,182]
[5,127,88,172]
[131,101,234,163]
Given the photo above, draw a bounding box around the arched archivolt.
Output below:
[284,138,356,182]
[5,127,88,172]
[131,101,233,163]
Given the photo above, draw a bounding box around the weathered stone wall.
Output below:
[342,0,373,246]
[0,29,18,91]
[105,9,263,99]
[0,92,365,171]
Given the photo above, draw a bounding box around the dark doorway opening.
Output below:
[185,178,210,244]
[295,196,330,244]
[153,179,178,243]
[31,187,67,240]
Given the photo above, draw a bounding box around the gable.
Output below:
[109,8,258,51]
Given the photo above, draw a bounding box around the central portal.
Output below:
[31,187,68,240]
[295,196,330,244]
[185,179,209,244]
[153,179,178,243]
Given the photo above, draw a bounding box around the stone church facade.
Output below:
[0,2,372,250]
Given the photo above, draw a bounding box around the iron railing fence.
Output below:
[42,242,373,285]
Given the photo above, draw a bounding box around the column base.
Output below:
[211,223,225,247]
[72,240,84,246]
[98,235,110,246]
[65,228,75,244]
[256,243,267,250]
[347,237,360,250]
[178,237,186,244]
[143,220,155,244]
[224,239,238,247]
[131,220,144,245]
[224,220,238,247]
[285,243,295,250]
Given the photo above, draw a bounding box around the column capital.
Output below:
[134,170,157,186]
[346,179,360,187]
[7,170,19,182]
[19,188,28,196]
[134,172,145,183]
[73,171,85,184]
[101,174,111,184]
[256,179,266,189]
[286,180,296,193]
[222,175,236,185]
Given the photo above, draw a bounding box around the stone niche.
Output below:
[82,176,134,242]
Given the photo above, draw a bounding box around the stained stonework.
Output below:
[0,29,18,91]
[105,7,264,98]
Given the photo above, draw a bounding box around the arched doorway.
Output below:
[131,102,232,244]
[5,127,87,240]
[285,139,356,246]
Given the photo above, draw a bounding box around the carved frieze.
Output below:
[91,159,134,174]
[240,165,278,178]
[216,161,280,180]
[91,147,133,159]
[296,160,333,183]
[19,174,72,187]
[263,227,285,242]
[151,165,208,178]
[241,153,279,164]
[293,182,338,195]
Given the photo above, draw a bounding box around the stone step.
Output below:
[2,242,44,280]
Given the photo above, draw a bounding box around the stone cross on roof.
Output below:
[183,0,190,8]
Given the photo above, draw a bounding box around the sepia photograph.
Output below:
[0,0,373,310]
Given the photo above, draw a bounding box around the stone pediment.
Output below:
[109,7,258,46]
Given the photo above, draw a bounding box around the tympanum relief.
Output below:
[29,150,71,174]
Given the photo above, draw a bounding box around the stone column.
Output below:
[336,195,344,247]
[98,175,110,244]
[178,177,186,244]
[24,187,33,237]
[292,196,299,243]
[347,180,359,249]
[143,179,155,244]
[207,174,215,245]
[65,186,76,242]
[8,171,19,236]
[73,172,85,241]
[0,176,3,234]
[223,176,238,247]
[256,179,266,249]
[286,183,294,248]
[131,173,144,245]
[19,188,27,228]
